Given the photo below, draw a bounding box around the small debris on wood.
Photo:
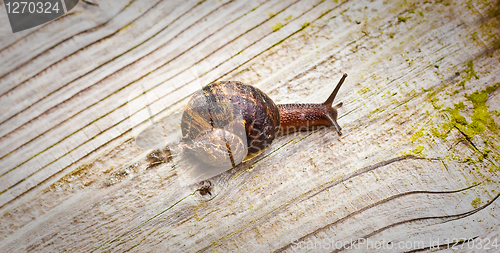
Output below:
[146,148,173,168]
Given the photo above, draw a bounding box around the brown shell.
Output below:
[181,81,280,156]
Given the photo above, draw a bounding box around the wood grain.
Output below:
[0,0,499,252]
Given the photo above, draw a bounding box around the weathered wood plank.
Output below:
[0,0,499,252]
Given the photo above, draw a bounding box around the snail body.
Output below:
[180,74,347,168]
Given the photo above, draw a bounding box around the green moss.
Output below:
[370,107,381,115]
[413,145,425,154]
[466,84,498,106]
[268,12,275,18]
[430,127,448,139]
[489,165,499,172]
[466,0,474,9]
[464,157,475,164]
[358,86,370,94]
[465,83,500,135]
[471,197,481,208]
[454,102,466,110]
[464,60,479,81]
[469,111,488,132]
[470,31,478,42]
[272,22,283,32]
[430,98,441,109]
[302,22,310,29]
[398,16,411,22]
[410,128,425,141]
[408,67,499,165]
[447,107,468,126]
[418,10,424,17]
[440,83,500,137]
[285,15,293,21]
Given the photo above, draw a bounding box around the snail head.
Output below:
[322,73,347,136]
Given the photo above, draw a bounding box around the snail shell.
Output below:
[181,81,280,167]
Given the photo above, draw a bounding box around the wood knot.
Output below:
[197,180,213,197]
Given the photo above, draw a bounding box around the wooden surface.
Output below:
[1,0,500,252]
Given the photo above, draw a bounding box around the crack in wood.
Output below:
[276,183,488,253]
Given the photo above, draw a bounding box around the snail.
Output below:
[180,74,347,168]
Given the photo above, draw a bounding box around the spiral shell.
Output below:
[180,81,280,166]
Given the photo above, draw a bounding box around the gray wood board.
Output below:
[0,0,499,252]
